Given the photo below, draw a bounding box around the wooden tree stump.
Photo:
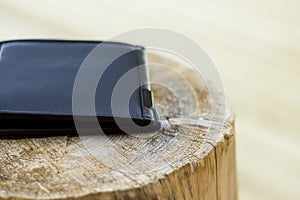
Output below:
[0,52,237,200]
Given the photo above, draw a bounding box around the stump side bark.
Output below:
[0,52,237,200]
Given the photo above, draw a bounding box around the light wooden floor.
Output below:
[0,1,299,199]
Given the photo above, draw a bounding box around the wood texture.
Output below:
[0,53,236,199]
[0,1,299,199]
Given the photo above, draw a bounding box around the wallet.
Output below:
[0,40,160,136]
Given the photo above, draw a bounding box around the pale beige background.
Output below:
[0,1,299,199]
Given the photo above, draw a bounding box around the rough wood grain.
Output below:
[0,52,237,200]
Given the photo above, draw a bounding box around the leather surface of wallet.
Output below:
[0,40,160,136]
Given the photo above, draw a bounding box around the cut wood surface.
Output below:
[1,1,299,199]
[0,53,237,200]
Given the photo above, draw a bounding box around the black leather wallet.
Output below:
[0,40,160,136]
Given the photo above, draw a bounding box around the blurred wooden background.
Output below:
[0,0,299,199]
